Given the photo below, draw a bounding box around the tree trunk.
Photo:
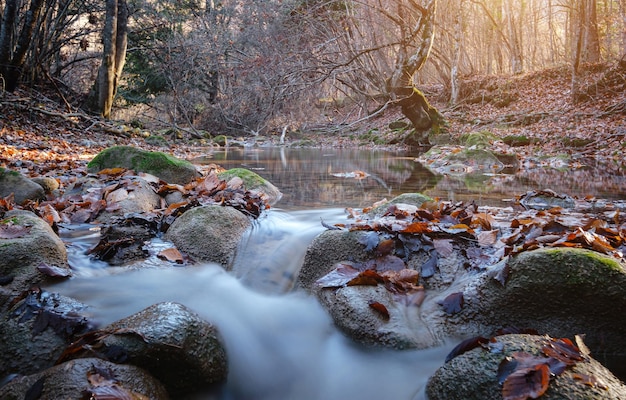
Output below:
[450,0,464,105]
[89,0,128,118]
[0,0,44,92]
[582,0,601,63]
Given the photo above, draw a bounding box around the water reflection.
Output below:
[193,147,626,209]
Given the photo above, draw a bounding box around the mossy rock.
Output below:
[502,134,532,147]
[213,135,228,146]
[87,146,200,184]
[0,168,45,205]
[472,248,626,355]
[144,135,169,147]
[460,131,497,148]
[218,168,282,205]
[427,334,626,400]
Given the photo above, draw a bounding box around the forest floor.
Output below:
[0,61,625,180]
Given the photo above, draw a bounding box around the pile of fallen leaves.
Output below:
[444,332,608,400]
[315,191,626,314]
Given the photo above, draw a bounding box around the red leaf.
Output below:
[541,337,583,365]
[502,363,550,400]
[369,301,390,321]
[572,373,608,389]
[347,269,384,286]
[399,221,430,234]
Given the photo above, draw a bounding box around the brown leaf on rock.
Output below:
[445,336,489,362]
[369,301,390,321]
[438,292,464,315]
[157,247,184,264]
[433,238,454,257]
[347,269,384,286]
[541,337,583,365]
[502,362,550,400]
[37,263,71,278]
[0,222,31,239]
[315,263,360,288]
[572,373,609,390]
[399,221,430,234]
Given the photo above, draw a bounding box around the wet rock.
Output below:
[366,193,432,218]
[317,285,442,349]
[426,334,626,400]
[87,224,152,265]
[0,210,70,293]
[218,167,282,206]
[518,189,576,210]
[87,146,200,184]
[0,168,45,204]
[164,205,251,268]
[60,302,227,396]
[297,230,373,290]
[0,288,95,377]
[417,146,504,175]
[0,358,169,399]
[96,176,162,223]
[464,248,626,356]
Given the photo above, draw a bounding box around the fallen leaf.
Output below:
[439,292,464,315]
[0,222,31,239]
[572,373,608,389]
[369,301,390,321]
[315,263,360,288]
[445,336,489,362]
[478,229,499,246]
[37,263,71,278]
[433,239,454,257]
[502,362,550,400]
[157,247,184,264]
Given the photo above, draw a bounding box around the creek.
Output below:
[47,147,626,399]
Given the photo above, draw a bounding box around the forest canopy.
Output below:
[0,0,624,135]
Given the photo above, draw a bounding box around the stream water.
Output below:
[48,147,626,399]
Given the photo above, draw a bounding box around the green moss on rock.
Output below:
[87,146,199,185]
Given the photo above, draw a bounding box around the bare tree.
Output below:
[0,0,46,91]
[87,0,128,118]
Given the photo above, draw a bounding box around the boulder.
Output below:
[87,146,200,184]
[426,334,626,400]
[0,358,169,400]
[464,248,626,356]
[0,168,44,204]
[0,210,70,293]
[164,205,251,268]
[0,288,95,377]
[60,302,227,396]
[297,230,373,290]
[218,167,282,206]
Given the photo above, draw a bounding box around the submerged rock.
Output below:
[164,205,251,268]
[0,358,169,400]
[59,302,227,396]
[426,334,626,400]
[87,146,200,184]
[0,168,45,204]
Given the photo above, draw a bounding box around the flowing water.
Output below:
[47,147,626,399]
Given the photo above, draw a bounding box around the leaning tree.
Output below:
[296,0,443,144]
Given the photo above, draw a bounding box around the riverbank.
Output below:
[1,62,624,179]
